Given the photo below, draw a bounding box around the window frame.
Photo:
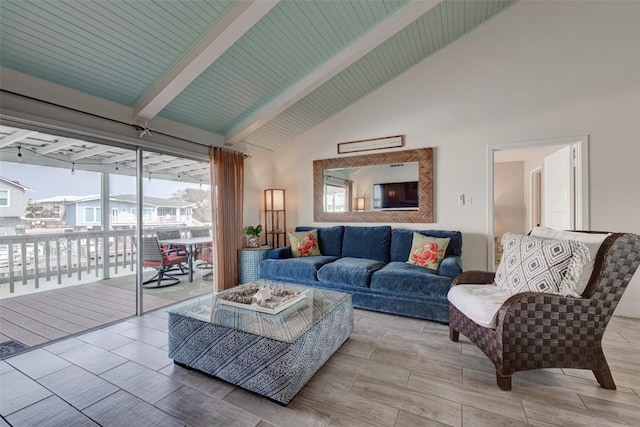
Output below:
[0,189,9,207]
[83,206,101,224]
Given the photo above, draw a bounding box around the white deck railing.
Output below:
[0,226,210,297]
[0,229,138,294]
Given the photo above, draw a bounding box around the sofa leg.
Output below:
[449,328,459,342]
[593,370,616,390]
[496,371,512,391]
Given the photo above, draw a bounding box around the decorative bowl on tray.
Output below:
[216,284,308,315]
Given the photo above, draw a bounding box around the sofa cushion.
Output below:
[406,232,450,270]
[259,256,338,282]
[267,246,292,259]
[495,233,590,296]
[391,229,462,262]
[342,226,391,262]
[439,256,463,279]
[296,226,344,257]
[370,262,452,297]
[447,284,511,328]
[318,257,385,288]
[288,229,322,257]
[529,227,610,295]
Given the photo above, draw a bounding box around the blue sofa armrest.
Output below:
[439,256,463,278]
[268,246,292,259]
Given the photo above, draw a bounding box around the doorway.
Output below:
[488,136,589,270]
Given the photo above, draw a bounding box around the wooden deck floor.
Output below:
[0,282,175,348]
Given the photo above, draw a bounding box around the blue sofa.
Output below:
[259,225,463,323]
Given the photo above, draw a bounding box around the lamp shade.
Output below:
[356,197,365,211]
[265,189,285,211]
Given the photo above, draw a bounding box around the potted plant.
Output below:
[245,225,263,248]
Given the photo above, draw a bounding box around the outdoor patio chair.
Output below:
[191,228,213,269]
[156,229,189,272]
[141,236,189,288]
[156,230,187,254]
[448,231,640,391]
[199,246,214,278]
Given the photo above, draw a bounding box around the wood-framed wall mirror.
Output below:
[313,147,434,223]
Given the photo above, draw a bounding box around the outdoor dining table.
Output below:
[159,236,212,282]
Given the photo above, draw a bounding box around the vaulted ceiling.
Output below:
[0,0,516,152]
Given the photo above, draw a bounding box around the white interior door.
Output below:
[543,145,574,230]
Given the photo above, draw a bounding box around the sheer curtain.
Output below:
[210,148,244,291]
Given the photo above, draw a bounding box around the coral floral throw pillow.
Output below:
[288,229,322,257]
[407,232,450,270]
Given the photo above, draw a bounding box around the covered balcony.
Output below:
[0,125,214,356]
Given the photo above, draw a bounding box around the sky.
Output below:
[0,161,204,200]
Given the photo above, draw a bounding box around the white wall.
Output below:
[242,144,274,229]
[261,1,640,317]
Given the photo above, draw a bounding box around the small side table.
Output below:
[239,246,271,284]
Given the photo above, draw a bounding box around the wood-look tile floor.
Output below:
[1,306,639,426]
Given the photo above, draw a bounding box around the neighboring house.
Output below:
[0,176,30,235]
[65,194,196,229]
[27,195,86,221]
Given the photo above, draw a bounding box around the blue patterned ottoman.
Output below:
[168,280,353,405]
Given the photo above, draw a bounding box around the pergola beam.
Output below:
[70,145,112,161]
[172,164,210,174]
[224,0,439,145]
[133,0,278,122]
[35,138,78,155]
[102,151,137,164]
[0,129,36,148]
[148,158,198,172]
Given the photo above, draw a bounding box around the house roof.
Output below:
[71,194,195,208]
[0,176,31,191]
[0,1,515,153]
[30,195,88,203]
[112,194,196,208]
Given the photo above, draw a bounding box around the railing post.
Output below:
[33,241,39,289]
[45,239,51,282]
[20,242,27,286]
[56,238,62,285]
[101,171,111,279]
[76,238,82,281]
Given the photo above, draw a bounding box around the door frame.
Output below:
[529,166,542,230]
[487,135,589,270]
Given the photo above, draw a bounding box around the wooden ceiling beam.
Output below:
[133,0,278,123]
[224,0,439,146]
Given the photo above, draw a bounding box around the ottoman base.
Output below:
[168,296,353,405]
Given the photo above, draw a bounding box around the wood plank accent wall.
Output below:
[313,148,433,223]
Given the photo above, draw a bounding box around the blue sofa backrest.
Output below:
[390,229,463,262]
[342,226,392,262]
[295,226,344,257]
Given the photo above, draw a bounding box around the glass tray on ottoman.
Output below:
[216,283,309,315]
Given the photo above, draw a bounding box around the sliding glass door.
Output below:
[140,151,212,313]
[0,124,212,352]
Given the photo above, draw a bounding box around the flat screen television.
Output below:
[373,181,419,210]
